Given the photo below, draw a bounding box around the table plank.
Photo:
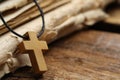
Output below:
[2,30,120,80]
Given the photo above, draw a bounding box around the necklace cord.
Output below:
[0,0,45,40]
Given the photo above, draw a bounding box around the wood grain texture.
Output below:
[18,32,48,75]
[2,30,120,80]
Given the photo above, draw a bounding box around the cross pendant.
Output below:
[18,32,48,75]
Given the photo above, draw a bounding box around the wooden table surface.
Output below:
[2,29,120,80]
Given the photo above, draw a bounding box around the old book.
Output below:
[0,0,70,35]
[0,0,32,12]
[0,0,116,78]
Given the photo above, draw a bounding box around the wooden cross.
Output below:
[18,32,48,75]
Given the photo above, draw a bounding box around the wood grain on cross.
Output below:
[18,32,48,74]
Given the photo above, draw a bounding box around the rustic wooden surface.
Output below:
[1,29,120,80]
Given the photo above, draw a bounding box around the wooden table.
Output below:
[2,28,120,80]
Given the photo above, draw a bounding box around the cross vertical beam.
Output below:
[18,32,48,75]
